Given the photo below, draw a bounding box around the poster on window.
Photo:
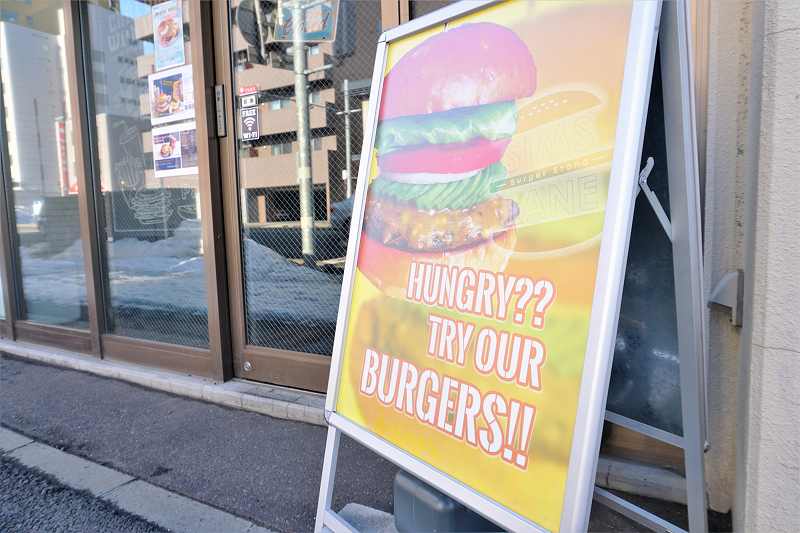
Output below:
[152,0,185,72]
[152,121,198,178]
[327,0,658,530]
[148,65,194,126]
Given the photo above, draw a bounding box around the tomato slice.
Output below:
[377,137,511,174]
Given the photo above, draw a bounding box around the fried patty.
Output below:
[364,194,518,252]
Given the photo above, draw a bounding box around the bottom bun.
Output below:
[357,227,518,299]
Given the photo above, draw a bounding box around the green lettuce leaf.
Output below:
[375,102,517,154]
[370,163,507,211]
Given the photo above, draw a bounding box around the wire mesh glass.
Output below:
[83,0,209,347]
[409,0,453,20]
[232,0,381,356]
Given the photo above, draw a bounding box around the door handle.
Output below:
[214,84,227,138]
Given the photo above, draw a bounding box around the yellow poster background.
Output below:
[335,2,633,530]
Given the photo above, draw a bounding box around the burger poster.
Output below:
[152,0,185,72]
[148,65,194,126]
[332,1,639,530]
[151,121,198,178]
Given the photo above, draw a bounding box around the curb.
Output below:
[0,339,326,428]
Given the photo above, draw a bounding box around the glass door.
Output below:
[0,2,90,334]
[221,0,383,390]
[78,0,210,349]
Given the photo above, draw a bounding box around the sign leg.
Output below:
[315,425,342,533]
[661,1,709,532]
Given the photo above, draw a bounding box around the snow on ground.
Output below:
[18,221,342,327]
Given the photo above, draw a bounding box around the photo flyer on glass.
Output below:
[152,0,185,72]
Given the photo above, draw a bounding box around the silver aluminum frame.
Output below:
[593,487,685,533]
[602,1,709,532]
[661,0,709,530]
[317,1,662,531]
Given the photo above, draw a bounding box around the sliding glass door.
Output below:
[78,0,209,348]
[0,2,89,330]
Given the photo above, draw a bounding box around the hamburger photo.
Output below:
[153,89,171,115]
[359,22,537,296]
[157,16,180,47]
[159,136,176,157]
[169,79,184,113]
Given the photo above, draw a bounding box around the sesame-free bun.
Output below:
[378,23,537,121]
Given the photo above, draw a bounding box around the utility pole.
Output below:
[253,0,269,61]
[343,78,352,198]
[336,78,363,198]
[292,0,315,262]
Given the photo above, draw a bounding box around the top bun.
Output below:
[378,22,537,121]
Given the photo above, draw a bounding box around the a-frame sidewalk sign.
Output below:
[315,1,707,532]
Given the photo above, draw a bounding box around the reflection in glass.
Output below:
[232,0,382,355]
[409,1,453,20]
[0,266,4,320]
[83,0,208,346]
[0,2,88,327]
[607,56,682,435]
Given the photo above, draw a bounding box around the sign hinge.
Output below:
[637,157,673,241]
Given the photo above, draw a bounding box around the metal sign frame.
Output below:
[596,1,709,532]
[313,1,706,531]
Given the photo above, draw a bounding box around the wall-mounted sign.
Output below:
[273,0,338,43]
[148,65,194,126]
[319,1,661,531]
[240,107,260,141]
[240,94,258,108]
[152,0,185,72]
[152,120,198,178]
[238,85,258,96]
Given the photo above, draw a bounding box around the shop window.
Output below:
[231,0,381,359]
[0,1,88,328]
[80,0,208,347]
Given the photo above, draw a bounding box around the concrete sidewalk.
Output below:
[1,353,662,532]
[0,427,269,533]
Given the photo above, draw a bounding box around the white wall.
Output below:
[733,1,800,531]
[0,21,66,201]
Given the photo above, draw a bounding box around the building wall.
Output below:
[702,0,752,513]
[0,21,65,201]
[86,3,145,119]
[733,1,800,531]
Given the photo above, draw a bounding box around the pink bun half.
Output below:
[378,22,537,121]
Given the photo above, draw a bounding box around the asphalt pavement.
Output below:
[0,353,679,532]
[1,354,397,532]
[0,454,166,533]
